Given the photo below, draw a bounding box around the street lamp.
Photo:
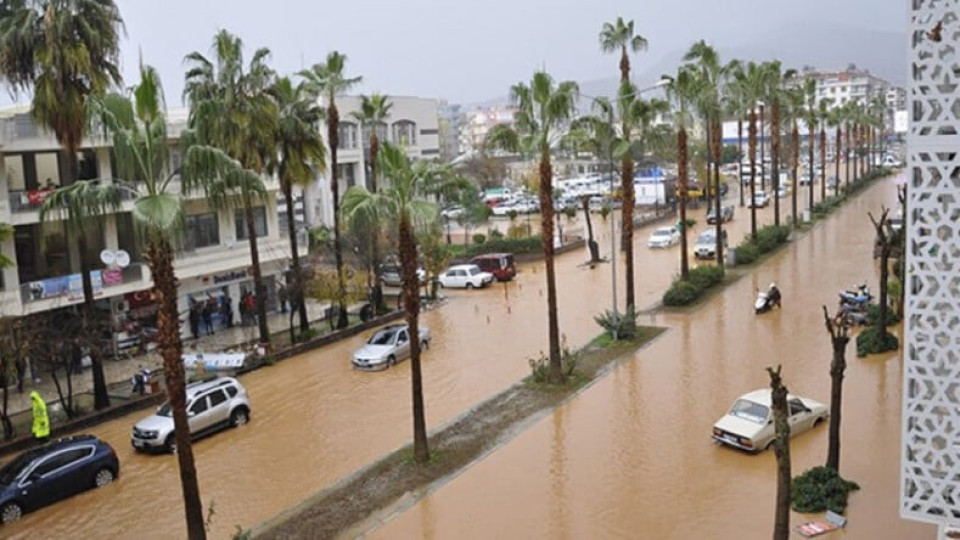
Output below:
[578,78,670,340]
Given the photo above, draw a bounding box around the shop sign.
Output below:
[212,269,247,284]
[28,271,103,300]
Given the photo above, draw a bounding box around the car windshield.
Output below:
[652,230,671,238]
[369,329,397,345]
[0,450,40,484]
[729,399,769,424]
[156,402,173,417]
[698,231,715,242]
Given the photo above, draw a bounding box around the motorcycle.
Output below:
[839,283,872,307]
[755,289,781,314]
[838,302,870,325]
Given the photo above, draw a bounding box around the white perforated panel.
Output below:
[902,0,960,527]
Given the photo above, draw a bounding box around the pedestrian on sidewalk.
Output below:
[202,300,215,336]
[224,295,234,328]
[30,391,49,445]
[244,292,256,325]
[279,284,288,314]
[189,301,200,340]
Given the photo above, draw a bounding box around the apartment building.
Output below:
[457,106,516,157]
[0,106,298,351]
[305,95,440,227]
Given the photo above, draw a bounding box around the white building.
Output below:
[306,95,440,227]
[458,107,515,156]
[0,106,297,347]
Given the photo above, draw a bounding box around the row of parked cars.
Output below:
[380,253,518,289]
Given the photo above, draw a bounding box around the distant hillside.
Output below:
[470,21,906,109]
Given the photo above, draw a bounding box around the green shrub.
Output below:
[865,303,901,326]
[594,305,639,339]
[472,233,486,244]
[600,205,611,220]
[735,243,760,264]
[563,206,577,219]
[663,280,701,306]
[489,228,504,239]
[791,466,860,514]
[688,265,724,290]
[754,225,790,253]
[528,348,578,383]
[856,326,900,357]
[465,236,543,257]
[506,209,518,221]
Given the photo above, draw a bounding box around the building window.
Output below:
[338,122,358,150]
[392,120,417,146]
[235,206,267,240]
[337,163,356,188]
[185,212,219,249]
[420,128,439,135]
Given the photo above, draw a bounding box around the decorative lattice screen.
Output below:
[902,0,960,527]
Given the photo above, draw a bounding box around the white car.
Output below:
[440,206,464,219]
[749,191,770,208]
[491,201,518,217]
[438,264,494,289]
[647,226,680,248]
[352,324,431,371]
[712,389,829,453]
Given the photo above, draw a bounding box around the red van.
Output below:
[469,253,517,282]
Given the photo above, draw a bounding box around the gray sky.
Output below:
[5,0,907,107]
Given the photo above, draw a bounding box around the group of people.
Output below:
[188,296,226,340]
[238,291,257,327]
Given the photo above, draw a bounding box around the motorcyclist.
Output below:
[767,282,782,308]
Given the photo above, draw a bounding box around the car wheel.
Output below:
[230,408,249,428]
[93,467,115,488]
[420,340,429,351]
[388,355,396,366]
[465,282,474,289]
[0,502,22,524]
[814,417,824,427]
[164,434,177,454]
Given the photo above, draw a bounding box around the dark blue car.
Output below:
[0,435,119,524]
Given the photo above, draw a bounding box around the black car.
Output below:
[0,435,119,524]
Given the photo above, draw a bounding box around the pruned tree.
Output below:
[869,207,893,337]
[767,364,792,540]
[822,306,851,472]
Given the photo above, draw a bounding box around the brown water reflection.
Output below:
[368,176,934,540]
[6,182,923,539]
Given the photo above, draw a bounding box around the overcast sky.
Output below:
[4,0,906,107]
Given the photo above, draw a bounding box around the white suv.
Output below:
[131,376,251,453]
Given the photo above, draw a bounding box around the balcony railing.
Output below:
[20,263,145,305]
[9,187,136,214]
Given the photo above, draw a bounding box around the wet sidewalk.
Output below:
[5,299,340,415]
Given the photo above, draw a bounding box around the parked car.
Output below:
[491,201,519,217]
[379,264,427,288]
[352,324,431,371]
[647,226,681,249]
[470,253,517,281]
[131,376,251,453]
[440,206,464,219]
[0,435,119,524]
[776,184,790,199]
[749,191,770,208]
[706,205,734,224]
[437,264,494,289]
[712,389,829,453]
[826,176,839,190]
[693,228,727,259]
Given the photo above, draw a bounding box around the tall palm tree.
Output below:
[271,76,326,335]
[817,98,831,202]
[486,72,577,382]
[342,142,443,463]
[184,30,277,345]
[665,67,699,279]
[842,102,853,189]
[91,63,252,540]
[803,78,817,212]
[599,17,647,309]
[300,51,362,330]
[350,93,392,314]
[684,41,727,266]
[766,62,788,227]
[783,84,805,227]
[0,0,123,410]
[827,104,844,195]
[735,61,769,240]
[724,60,747,208]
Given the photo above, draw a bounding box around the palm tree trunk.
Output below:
[819,126,827,202]
[771,105,781,227]
[147,238,205,540]
[711,119,724,267]
[582,197,599,263]
[737,118,745,208]
[539,150,562,382]
[748,110,758,240]
[791,122,799,228]
[678,128,690,280]
[245,198,270,344]
[845,125,851,189]
[621,155,636,307]
[834,127,842,195]
[281,166,309,335]
[369,135,387,314]
[399,214,428,463]
[64,149,109,411]
[768,365,792,540]
[807,122,815,212]
[824,307,849,472]
[328,103,349,329]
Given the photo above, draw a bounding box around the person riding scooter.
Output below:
[767,283,782,308]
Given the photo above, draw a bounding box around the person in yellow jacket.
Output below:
[30,391,49,444]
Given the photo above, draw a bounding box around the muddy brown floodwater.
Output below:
[6,176,928,539]
[364,175,935,540]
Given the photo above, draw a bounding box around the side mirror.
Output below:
[188,410,196,417]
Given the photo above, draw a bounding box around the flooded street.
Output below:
[367,176,934,540]
[5,178,925,539]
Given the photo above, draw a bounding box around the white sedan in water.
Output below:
[438,264,494,289]
[711,389,829,453]
[352,324,431,371]
[647,226,681,248]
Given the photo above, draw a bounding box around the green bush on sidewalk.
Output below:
[663,265,725,307]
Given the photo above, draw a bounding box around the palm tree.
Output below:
[184,30,277,345]
[300,51,362,330]
[665,67,699,279]
[39,183,121,410]
[684,41,727,266]
[766,62,787,227]
[599,17,647,309]
[803,78,817,212]
[817,98,831,202]
[724,61,747,208]
[341,142,442,463]
[783,84,805,227]
[350,93,393,314]
[0,0,123,410]
[827,104,844,195]
[767,364,792,540]
[486,72,577,382]
[734,61,769,240]
[842,102,853,189]
[821,306,851,472]
[271,76,326,336]
[90,63,252,540]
